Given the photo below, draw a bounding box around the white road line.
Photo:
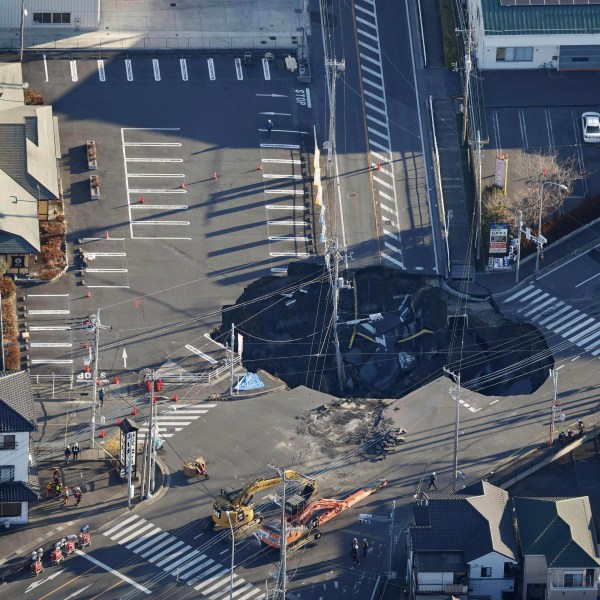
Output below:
[504,285,535,303]
[75,550,151,595]
[355,3,375,15]
[104,514,139,537]
[31,359,73,364]
[356,27,379,42]
[30,343,73,348]
[367,114,388,128]
[202,575,234,595]
[306,88,312,108]
[119,522,155,546]
[98,59,106,82]
[126,158,183,163]
[358,39,379,54]
[260,143,300,149]
[29,326,71,331]
[208,58,216,80]
[111,518,148,541]
[194,570,229,591]
[362,64,383,79]
[381,252,404,269]
[140,536,179,558]
[28,293,69,297]
[360,52,382,67]
[84,252,127,258]
[262,158,301,164]
[152,58,161,81]
[187,561,223,584]
[131,220,190,226]
[356,15,377,29]
[572,323,600,343]
[209,579,246,599]
[268,236,308,241]
[70,60,78,82]
[523,297,556,317]
[155,545,191,568]
[262,58,271,80]
[365,101,387,116]
[125,59,133,81]
[264,189,303,195]
[235,57,243,80]
[128,188,186,194]
[85,268,128,273]
[185,344,218,363]
[124,142,181,147]
[180,58,188,81]
[178,557,214,580]
[578,328,600,347]
[131,204,188,210]
[267,220,305,226]
[538,305,573,326]
[576,272,600,288]
[266,205,306,211]
[552,312,588,332]
[368,127,390,141]
[263,174,303,179]
[148,540,186,563]
[29,309,70,315]
[132,236,192,240]
[370,138,390,152]
[128,173,186,178]
[126,527,164,550]
[270,252,310,257]
[560,318,595,337]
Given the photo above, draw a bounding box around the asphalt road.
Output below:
[21,51,319,378]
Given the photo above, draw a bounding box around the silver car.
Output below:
[582,112,600,143]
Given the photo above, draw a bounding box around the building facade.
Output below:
[0,0,99,31]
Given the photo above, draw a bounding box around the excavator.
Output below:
[212,470,317,533]
[258,478,388,553]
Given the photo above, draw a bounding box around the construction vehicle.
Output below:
[258,478,388,553]
[212,470,317,531]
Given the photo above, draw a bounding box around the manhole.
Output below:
[347,193,357,198]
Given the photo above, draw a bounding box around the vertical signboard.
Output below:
[489,223,509,255]
[495,153,508,195]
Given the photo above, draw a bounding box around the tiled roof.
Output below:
[414,551,467,572]
[0,481,40,502]
[481,0,600,35]
[410,481,517,562]
[514,496,600,568]
[0,371,37,432]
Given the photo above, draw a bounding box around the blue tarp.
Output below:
[235,372,265,391]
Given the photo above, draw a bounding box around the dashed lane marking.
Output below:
[98,59,106,81]
[180,58,188,81]
[125,59,133,81]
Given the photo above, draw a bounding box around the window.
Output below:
[33,12,70,24]
[33,13,51,24]
[564,572,583,587]
[0,465,14,483]
[0,503,21,517]
[495,47,534,63]
[0,435,16,450]
[481,567,492,578]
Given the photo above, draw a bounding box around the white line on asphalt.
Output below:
[368,126,390,141]
[125,59,133,81]
[180,58,188,81]
[207,58,216,80]
[262,158,301,164]
[259,111,291,116]
[270,252,310,257]
[360,52,382,67]
[266,205,306,211]
[268,236,308,241]
[28,309,70,315]
[358,39,379,54]
[356,15,377,29]
[132,236,192,240]
[267,221,305,226]
[381,252,404,269]
[271,267,288,274]
[576,272,600,288]
[123,142,181,147]
[80,237,126,241]
[262,58,271,80]
[367,114,388,127]
[263,174,303,179]
[121,128,133,238]
[31,359,74,364]
[85,268,128,273]
[75,550,151,595]
[235,57,243,80]
[27,293,69,297]
[30,343,73,348]
[256,93,287,97]
[43,54,48,82]
[503,284,535,303]
[131,220,190,226]
[185,344,218,363]
[86,285,130,288]
[264,189,303,195]
[98,59,106,82]
[83,252,127,257]
[70,60,78,82]
[122,127,181,131]
[152,58,161,81]
[305,88,312,108]
[365,100,387,116]
[126,157,183,163]
[259,129,308,135]
[260,144,301,149]
[29,326,71,331]
[128,188,186,194]
[131,204,188,210]
[127,173,186,178]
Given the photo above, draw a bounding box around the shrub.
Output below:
[0,276,15,300]
[24,89,44,105]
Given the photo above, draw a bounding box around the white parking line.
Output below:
[31,359,74,364]
[305,88,312,108]
[70,60,78,82]
[98,59,106,82]
[262,158,301,164]
[29,326,71,331]
[269,236,309,241]
[30,342,73,348]
[125,59,133,81]
[266,205,306,211]
[132,221,190,226]
[128,173,185,178]
[28,294,69,297]
[129,188,187,194]
[207,58,216,80]
[124,142,181,147]
[262,58,271,80]
[28,310,70,315]
[270,251,310,257]
[126,158,183,163]
[152,59,161,81]
[131,204,188,210]
[85,268,128,273]
[264,189,303,195]
[180,58,188,81]
[235,58,243,80]
[267,221,305,226]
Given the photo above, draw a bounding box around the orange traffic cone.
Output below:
[83,343,89,349]
[132,407,137,416]
[116,418,121,425]
[376,162,381,171]
[213,172,218,180]
[86,291,92,298]
[85,364,90,373]
[114,376,119,385]
[181,181,186,189]
[100,429,105,439]
[173,394,178,402]
[258,164,263,171]
[140,195,145,204]
[152,395,157,403]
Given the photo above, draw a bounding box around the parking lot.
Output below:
[22,51,318,375]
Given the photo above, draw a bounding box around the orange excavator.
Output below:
[258,479,387,553]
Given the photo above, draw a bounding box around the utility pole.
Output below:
[548,368,559,446]
[515,210,523,283]
[90,309,101,447]
[229,322,235,397]
[270,465,287,599]
[19,0,26,63]
[324,58,345,178]
[443,367,461,493]
[325,240,346,390]
[146,371,155,498]
[461,30,473,144]
[475,130,482,259]
[388,499,396,578]
[225,510,235,600]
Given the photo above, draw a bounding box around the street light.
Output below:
[536,181,568,273]
[224,510,235,600]
[19,1,28,63]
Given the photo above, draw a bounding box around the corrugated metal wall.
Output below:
[0,0,99,30]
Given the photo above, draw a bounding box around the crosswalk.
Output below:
[103,514,264,598]
[503,283,600,355]
[136,403,216,443]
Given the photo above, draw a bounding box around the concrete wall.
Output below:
[0,0,99,30]
[522,555,548,600]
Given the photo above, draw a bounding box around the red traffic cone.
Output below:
[83,343,89,349]
[100,429,105,439]
[116,418,121,425]
[181,181,186,189]
[104,231,109,239]
[376,162,381,171]
[86,291,92,298]
[132,406,137,416]
[173,393,178,402]
[96,378,101,386]
[152,395,157,403]
[85,364,90,373]
[258,164,263,171]
[140,196,145,204]
[213,172,218,180]
[114,375,119,385]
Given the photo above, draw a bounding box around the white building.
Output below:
[0,371,40,526]
[466,0,600,70]
[0,0,99,31]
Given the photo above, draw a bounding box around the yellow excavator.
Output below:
[212,470,317,532]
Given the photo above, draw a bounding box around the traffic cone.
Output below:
[96,378,101,386]
[86,291,92,298]
[376,162,381,171]
[181,181,186,189]
[213,172,218,180]
[114,376,119,385]
[132,407,137,416]
[152,395,157,403]
[140,196,145,204]
[258,164,263,171]
[84,364,90,373]
[104,231,109,239]
[100,429,105,439]
[83,343,89,349]
[173,394,178,402]
[116,418,121,425]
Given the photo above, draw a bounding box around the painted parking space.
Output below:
[81,237,129,288]
[23,294,73,374]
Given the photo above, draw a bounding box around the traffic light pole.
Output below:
[90,309,101,447]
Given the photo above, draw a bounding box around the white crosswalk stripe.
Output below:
[103,514,264,597]
[501,283,600,355]
[136,404,215,442]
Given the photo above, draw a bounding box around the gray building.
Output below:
[0,0,99,31]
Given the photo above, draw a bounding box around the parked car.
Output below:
[582,112,600,143]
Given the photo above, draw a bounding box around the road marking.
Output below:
[185,344,218,363]
[124,142,181,147]
[263,173,303,179]
[360,52,382,67]
[235,57,243,80]
[28,293,69,297]
[30,343,73,348]
[31,359,74,364]
[128,188,186,194]
[127,173,185,178]
[75,550,151,595]
[490,399,500,405]
[271,267,288,273]
[97,59,106,82]
[25,568,66,594]
[125,59,133,81]
[85,268,128,273]
[259,111,291,116]
[131,204,188,210]
[262,158,301,164]
[86,285,130,288]
[126,157,183,163]
[43,54,48,82]
[576,272,600,288]
[256,93,287,97]
[262,58,271,80]
[207,58,216,80]
[131,220,190,226]
[29,309,70,315]
[266,205,306,211]
[29,326,71,331]
[180,58,188,81]
[132,236,192,240]
[152,58,161,81]
[260,143,301,149]
[267,220,306,226]
[70,60,78,81]
[305,87,312,108]
[270,251,310,257]
[84,252,127,258]
[264,189,303,195]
